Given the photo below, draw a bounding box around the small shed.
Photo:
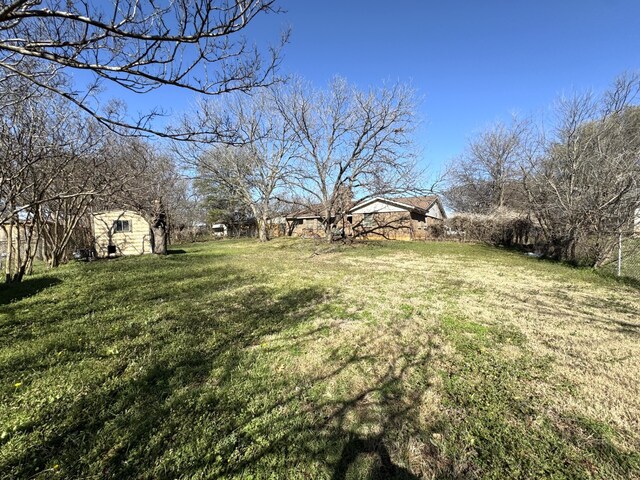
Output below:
[92,210,152,257]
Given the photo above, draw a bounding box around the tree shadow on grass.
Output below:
[332,436,420,480]
[1,268,446,479]
[0,276,61,306]
[0,268,341,478]
[509,294,640,338]
[199,332,441,479]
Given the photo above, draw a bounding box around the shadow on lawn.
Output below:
[2,262,442,478]
[205,337,439,480]
[332,436,420,480]
[0,276,61,306]
[3,249,638,478]
[511,293,640,338]
[326,344,435,480]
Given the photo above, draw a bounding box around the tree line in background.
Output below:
[183,77,420,243]
[445,72,640,267]
[2,0,638,282]
[0,1,423,283]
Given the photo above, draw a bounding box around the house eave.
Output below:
[285,215,323,220]
[348,197,424,214]
[91,209,141,216]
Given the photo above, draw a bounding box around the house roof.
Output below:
[348,195,444,217]
[285,195,445,219]
[91,208,141,216]
[1,209,57,225]
[285,206,324,219]
[391,195,439,212]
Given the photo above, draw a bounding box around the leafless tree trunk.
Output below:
[182,90,297,242]
[276,77,420,243]
[445,117,530,213]
[150,200,169,255]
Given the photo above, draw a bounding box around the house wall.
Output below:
[0,225,8,258]
[426,202,443,219]
[351,212,419,240]
[351,210,445,241]
[265,218,289,238]
[92,210,151,257]
[288,217,326,237]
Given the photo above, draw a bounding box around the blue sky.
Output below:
[94,1,640,174]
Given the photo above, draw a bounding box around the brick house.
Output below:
[284,195,446,240]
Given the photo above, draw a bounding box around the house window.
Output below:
[362,213,375,227]
[113,220,131,233]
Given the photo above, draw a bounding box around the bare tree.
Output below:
[37,125,133,267]
[0,79,110,279]
[523,73,640,265]
[0,0,286,136]
[445,117,530,213]
[277,77,419,242]
[184,90,297,241]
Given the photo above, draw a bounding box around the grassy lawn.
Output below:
[1,239,639,479]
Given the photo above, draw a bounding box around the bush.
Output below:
[445,209,539,248]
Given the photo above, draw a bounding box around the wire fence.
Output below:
[600,232,640,281]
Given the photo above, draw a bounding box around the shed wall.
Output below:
[93,211,151,257]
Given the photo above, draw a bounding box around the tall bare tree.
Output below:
[0,0,286,137]
[445,117,530,213]
[276,77,419,242]
[184,90,297,241]
[523,74,640,264]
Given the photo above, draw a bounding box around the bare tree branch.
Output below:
[0,0,287,137]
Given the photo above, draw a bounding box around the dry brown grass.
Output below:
[267,241,640,475]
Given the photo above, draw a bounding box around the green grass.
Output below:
[1,239,639,479]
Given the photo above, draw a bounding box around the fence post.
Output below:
[617,231,622,277]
